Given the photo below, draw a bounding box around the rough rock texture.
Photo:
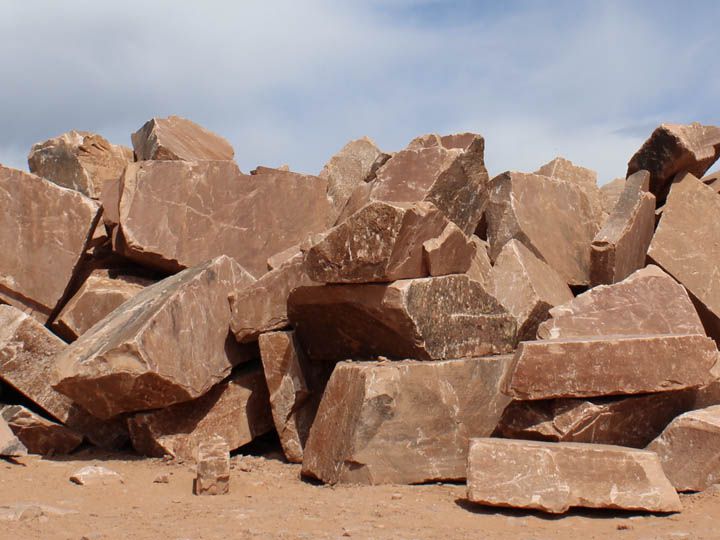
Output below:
[193,436,230,496]
[648,173,720,342]
[590,171,655,285]
[486,171,598,286]
[505,334,717,400]
[302,356,513,485]
[466,439,681,514]
[288,275,517,361]
[627,122,720,199]
[422,222,475,277]
[0,416,26,457]
[0,166,101,322]
[131,116,234,161]
[54,256,255,419]
[52,270,153,341]
[127,366,273,460]
[69,466,124,486]
[27,130,132,199]
[0,405,83,456]
[466,236,494,289]
[496,391,696,448]
[535,156,603,226]
[647,405,720,492]
[114,160,334,277]
[491,239,573,340]
[537,265,704,340]
[599,178,625,215]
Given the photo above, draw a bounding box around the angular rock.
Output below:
[128,366,272,460]
[537,265,704,340]
[193,436,230,496]
[289,275,517,361]
[486,171,598,286]
[466,236,494,290]
[28,130,132,199]
[0,166,101,322]
[702,170,720,194]
[54,256,255,419]
[496,391,696,448]
[422,221,475,277]
[0,405,82,456]
[590,170,655,285]
[69,465,124,486]
[302,356,513,485]
[535,156,603,225]
[599,177,625,215]
[131,115,234,161]
[0,417,26,457]
[505,334,717,400]
[466,439,681,514]
[627,122,720,199]
[266,244,302,271]
[647,405,720,491]
[491,239,573,341]
[52,270,152,341]
[114,160,334,277]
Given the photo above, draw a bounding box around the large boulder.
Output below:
[131,115,234,161]
[0,405,83,456]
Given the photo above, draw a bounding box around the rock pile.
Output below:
[1,118,719,514]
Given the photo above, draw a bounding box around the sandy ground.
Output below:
[1,447,720,540]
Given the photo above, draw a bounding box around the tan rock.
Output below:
[535,156,603,226]
[486,171,598,286]
[302,356,513,485]
[266,244,302,271]
[193,436,230,496]
[491,239,573,340]
[54,256,255,419]
[128,366,273,460]
[627,122,720,199]
[114,160,334,277]
[466,236,494,290]
[505,334,717,400]
[0,166,101,322]
[590,170,655,285]
[537,265,704,339]
[599,177,625,215]
[647,405,720,491]
[0,416,26,457]
[422,221,475,277]
[69,465,124,486]
[466,439,681,514]
[0,405,82,456]
[131,115,234,161]
[288,275,516,361]
[28,130,132,198]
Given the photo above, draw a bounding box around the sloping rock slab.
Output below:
[0,405,82,456]
[131,115,234,161]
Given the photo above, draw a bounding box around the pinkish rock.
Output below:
[466,236,494,290]
[69,465,123,486]
[422,221,475,277]
[193,436,230,496]
[535,156,603,226]
[599,177,626,215]
[0,416,26,457]
[0,405,82,456]
[131,116,234,161]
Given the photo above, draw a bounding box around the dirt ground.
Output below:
[1,447,719,540]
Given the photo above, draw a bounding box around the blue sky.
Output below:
[1,1,718,183]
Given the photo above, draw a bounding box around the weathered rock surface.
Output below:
[627,122,720,199]
[422,221,475,277]
[0,405,83,456]
[599,177,625,215]
[131,116,234,161]
[466,439,681,513]
[128,366,273,460]
[466,236,494,289]
[114,160,334,277]
[591,170,656,285]
[535,156,603,225]
[302,356,513,485]
[0,166,101,322]
[0,416,26,457]
[537,265,704,340]
[28,131,132,198]
[193,436,230,496]
[491,239,573,340]
[647,405,720,491]
[486,171,598,286]
[54,256,255,419]
[505,334,717,400]
[289,274,516,361]
[69,466,124,486]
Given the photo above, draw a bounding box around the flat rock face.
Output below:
[466,236,494,290]
[128,367,273,460]
[288,275,517,361]
[193,436,230,496]
[505,334,718,400]
[497,391,696,448]
[599,178,625,215]
[486,171,598,286]
[52,270,153,341]
[114,160,334,277]
[591,171,656,285]
[647,405,720,491]
[302,356,513,485]
[466,439,681,514]
[54,256,255,419]
[627,122,720,199]
[0,166,101,322]
[491,239,573,340]
[648,173,720,341]
[0,405,83,456]
[0,416,27,457]
[422,221,475,277]
[537,265,704,340]
[535,156,603,226]
[131,116,234,161]
[28,130,132,198]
